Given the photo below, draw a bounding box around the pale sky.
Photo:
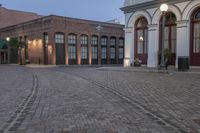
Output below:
[0,0,125,24]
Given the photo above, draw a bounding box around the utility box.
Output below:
[178,56,190,71]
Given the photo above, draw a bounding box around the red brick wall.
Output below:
[0,7,42,28]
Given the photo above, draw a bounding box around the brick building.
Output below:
[0,13,124,65]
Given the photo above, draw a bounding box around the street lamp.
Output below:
[6,37,10,64]
[160,3,168,69]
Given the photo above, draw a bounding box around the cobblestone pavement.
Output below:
[0,65,200,133]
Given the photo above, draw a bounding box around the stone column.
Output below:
[147,24,159,68]
[176,20,190,68]
[123,27,134,67]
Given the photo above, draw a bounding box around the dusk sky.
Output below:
[0,0,125,24]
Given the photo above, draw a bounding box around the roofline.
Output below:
[121,0,189,13]
[0,6,43,16]
[0,15,124,31]
[49,15,124,27]
[0,15,51,31]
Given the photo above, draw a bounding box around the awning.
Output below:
[0,39,7,49]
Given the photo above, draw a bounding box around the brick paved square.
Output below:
[0,65,200,133]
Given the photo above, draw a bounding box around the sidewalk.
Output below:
[96,66,200,74]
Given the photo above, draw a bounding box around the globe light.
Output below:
[139,36,144,41]
[6,37,10,42]
[160,4,168,12]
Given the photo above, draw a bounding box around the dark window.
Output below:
[68,34,77,59]
[92,47,98,59]
[119,38,124,59]
[101,47,107,59]
[81,35,88,60]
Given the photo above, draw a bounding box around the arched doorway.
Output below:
[159,12,177,65]
[191,8,200,66]
[135,17,148,64]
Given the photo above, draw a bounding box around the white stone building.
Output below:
[121,0,200,67]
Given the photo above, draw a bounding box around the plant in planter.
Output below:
[164,48,172,69]
[134,58,142,67]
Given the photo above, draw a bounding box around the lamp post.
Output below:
[160,3,168,69]
[6,37,10,64]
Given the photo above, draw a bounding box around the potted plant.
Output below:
[134,58,142,67]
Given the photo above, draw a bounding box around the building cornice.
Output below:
[121,0,190,13]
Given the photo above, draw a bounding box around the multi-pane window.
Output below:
[81,35,88,45]
[55,34,64,43]
[193,10,200,54]
[110,38,116,60]
[92,47,98,59]
[110,38,116,46]
[119,48,124,59]
[68,34,76,44]
[119,39,124,46]
[81,47,88,59]
[110,48,116,59]
[193,23,200,53]
[92,36,98,60]
[92,36,98,45]
[68,34,77,59]
[101,37,107,45]
[101,47,107,59]
[68,46,76,59]
[119,38,124,59]
[81,35,88,60]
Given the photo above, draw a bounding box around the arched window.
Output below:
[91,35,98,64]
[160,12,177,65]
[101,36,108,64]
[110,37,116,64]
[80,35,88,64]
[68,34,77,65]
[191,8,200,66]
[135,17,148,64]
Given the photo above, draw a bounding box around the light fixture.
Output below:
[139,36,144,41]
[160,3,168,12]
[6,37,10,42]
